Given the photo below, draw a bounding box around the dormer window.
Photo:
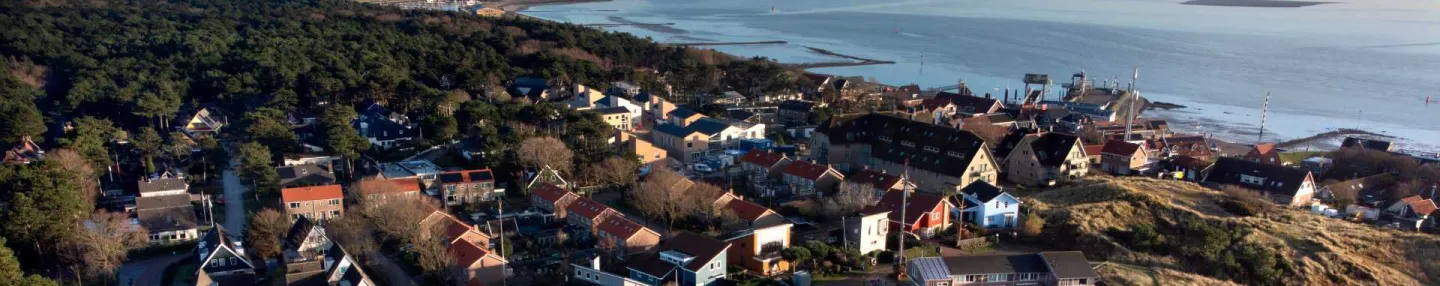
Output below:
[900,141,915,147]
[878,136,891,142]
[924,146,939,153]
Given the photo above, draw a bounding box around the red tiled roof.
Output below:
[531,183,575,203]
[1083,145,1104,157]
[281,184,344,203]
[724,199,774,222]
[1101,140,1141,156]
[1402,196,1438,216]
[1249,143,1277,157]
[782,160,836,181]
[739,149,787,168]
[451,239,492,267]
[566,197,613,220]
[846,169,902,191]
[384,178,423,193]
[597,215,652,239]
[877,190,948,225]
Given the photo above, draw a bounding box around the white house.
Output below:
[596,95,645,129]
[846,208,890,255]
[957,181,1021,229]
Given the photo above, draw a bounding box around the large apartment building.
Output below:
[811,113,999,194]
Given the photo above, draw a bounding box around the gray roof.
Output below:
[595,106,631,115]
[668,108,699,119]
[817,113,989,179]
[1040,251,1098,279]
[136,195,196,232]
[941,253,1048,275]
[1203,157,1312,197]
[778,100,815,111]
[960,181,1004,203]
[137,178,187,194]
[689,118,731,135]
[654,123,694,137]
[1031,133,1081,167]
[277,164,336,187]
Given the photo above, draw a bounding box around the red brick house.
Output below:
[1244,143,1282,165]
[875,190,953,237]
[530,183,579,218]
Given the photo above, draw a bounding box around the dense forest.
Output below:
[0,0,796,283]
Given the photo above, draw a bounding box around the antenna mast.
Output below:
[1258,92,1270,144]
[1124,68,1138,142]
[895,160,911,279]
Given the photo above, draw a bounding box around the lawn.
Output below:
[1279,151,1325,165]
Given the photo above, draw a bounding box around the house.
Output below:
[611,81,642,96]
[362,178,425,202]
[597,95,646,129]
[2,136,43,164]
[1099,140,1148,175]
[283,217,329,261]
[277,164,336,188]
[845,168,907,201]
[1146,135,1213,160]
[615,132,668,166]
[1165,155,1210,181]
[653,118,765,163]
[1342,137,1395,152]
[377,160,442,183]
[574,255,648,286]
[845,207,890,255]
[568,84,608,110]
[283,242,376,286]
[451,239,508,285]
[1300,157,1334,177]
[666,108,705,127]
[596,216,662,257]
[634,93,678,128]
[1201,157,1317,207]
[281,185,345,221]
[779,160,844,198]
[567,197,621,235]
[713,91,747,106]
[419,211,493,247]
[876,190,953,237]
[432,169,500,206]
[1386,196,1437,230]
[195,227,256,284]
[138,177,189,197]
[1082,144,1104,165]
[136,194,200,243]
[1244,143,1282,165]
[724,218,792,276]
[181,108,225,136]
[283,153,341,167]
[354,102,417,150]
[777,100,815,125]
[596,107,635,131]
[906,251,1100,286]
[531,183,581,218]
[509,77,556,101]
[625,232,731,286]
[801,74,832,95]
[811,113,999,194]
[711,192,787,230]
[933,91,1002,117]
[1318,174,1393,201]
[1001,132,1087,186]
[957,182,1021,229]
[738,149,791,180]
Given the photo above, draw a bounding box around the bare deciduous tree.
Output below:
[516,136,573,174]
[590,156,639,189]
[365,196,439,244]
[62,211,148,283]
[349,178,410,211]
[50,149,98,206]
[821,181,877,218]
[325,215,378,263]
[244,208,291,261]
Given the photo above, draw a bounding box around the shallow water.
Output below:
[524,0,1440,150]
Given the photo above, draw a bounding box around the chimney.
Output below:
[591,255,602,269]
[984,93,991,99]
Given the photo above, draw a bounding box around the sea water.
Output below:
[523,0,1440,150]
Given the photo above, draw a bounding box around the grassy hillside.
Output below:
[1025,176,1440,286]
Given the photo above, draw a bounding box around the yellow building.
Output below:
[596,107,633,131]
[615,132,668,166]
[474,7,505,17]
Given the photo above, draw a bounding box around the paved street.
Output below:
[116,254,187,286]
[222,160,248,234]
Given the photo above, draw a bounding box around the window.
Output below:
[289,202,300,208]
[330,199,340,205]
[924,146,939,153]
[900,141,915,147]
[214,257,226,267]
[332,210,340,216]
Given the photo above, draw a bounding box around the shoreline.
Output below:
[492,0,611,13]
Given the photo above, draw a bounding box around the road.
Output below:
[116,254,187,286]
[222,160,248,234]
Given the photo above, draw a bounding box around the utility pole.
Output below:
[1258,92,1270,144]
[1124,68,1138,142]
[895,160,911,280]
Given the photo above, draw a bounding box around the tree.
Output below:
[0,238,57,286]
[628,168,705,230]
[164,132,195,161]
[0,96,46,146]
[325,215,378,262]
[0,161,90,270]
[58,117,120,170]
[1019,212,1044,237]
[243,108,298,157]
[516,136,573,174]
[780,247,811,266]
[132,127,163,157]
[319,105,369,175]
[62,211,148,283]
[49,149,99,206]
[454,101,499,137]
[243,209,291,261]
[589,156,639,189]
[235,142,279,197]
[821,181,876,218]
[364,197,439,244]
[418,112,458,143]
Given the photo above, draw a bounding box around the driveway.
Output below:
[373,254,419,286]
[117,254,187,286]
[222,160,248,234]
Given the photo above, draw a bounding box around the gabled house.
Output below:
[353,102,416,150]
[596,216,662,257]
[738,149,792,180]
[419,211,493,248]
[1100,140,1148,175]
[277,164,337,188]
[567,197,621,235]
[1002,132,1088,186]
[596,107,635,131]
[531,183,581,219]
[634,93,678,128]
[283,242,376,286]
[281,185,345,221]
[137,193,200,243]
[713,91,746,106]
[625,232,731,286]
[777,100,816,125]
[567,84,607,110]
[508,77,557,101]
[1386,196,1437,231]
[711,192,787,230]
[1147,135,1213,160]
[1165,155,1210,182]
[181,108,225,136]
[363,178,424,202]
[724,217,792,276]
[779,160,844,198]
[195,227,256,283]
[451,239,508,285]
[283,217,329,262]
[1201,157,1317,207]
[432,169,500,206]
[845,207,890,255]
[2,136,43,164]
[1244,143,1282,165]
[615,132,668,167]
[957,182,1021,229]
[906,251,1099,286]
[876,190,953,237]
[666,108,705,127]
[138,177,189,197]
[653,118,765,163]
[844,168,907,201]
[934,91,1002,117]
[811,113,999,194]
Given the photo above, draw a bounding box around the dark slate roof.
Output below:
[940,253,1048,275]
[689,118,731,136]
[1031,133,1081,167]
[960,181,1004,203]
[728,110,756,121]
[661,232,730,272]
[136,195,197,232]
[626,253,676,279]
[354,106,415,142]
[138,178,188,195]
[437,169,496,185]
[778,100,815,112]
[654,123,695,137]
[277,164,336,187]
[846,169,902,190]
[817,113,989,178]
[935,92,997,113]
[1342,137,1394,151]
[994,131,1028,160]
[1204,157,1312,197]
[284,216,317,250]
[1040,251,1099,279]
[595,106,630,115]
[634,92,653,103]
[668,108,700,119]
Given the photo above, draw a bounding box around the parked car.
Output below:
[691,164,715,173]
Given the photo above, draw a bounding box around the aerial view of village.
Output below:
[0,0,1437,285]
